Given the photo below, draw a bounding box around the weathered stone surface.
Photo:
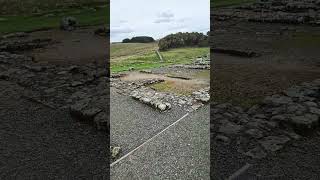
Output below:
[214,0,320,25]
[0,50,109,134]
[1,32,28,39]
[110,146,121,159]
[290,114,319,131]
[245,146,267,159]
[218,122,242,135]
[271,115,286,121]
[212,79,320,159]
[0,38,53,52]
[113,77,209,112]
[94,112,109,131]
[259,136,290,152]
[263,95,293,106]
[69,100,89,118]
[214,135,230,144]
[309,107,320,115]
[245,129,264,139]
[82,107,102,120]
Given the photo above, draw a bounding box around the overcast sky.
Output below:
[110,0,209,42]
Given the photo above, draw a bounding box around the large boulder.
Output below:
[60,17,77,31]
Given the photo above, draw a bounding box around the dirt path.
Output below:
[111,104,209,180]
[24,26,108,65]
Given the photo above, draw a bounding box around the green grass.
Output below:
[150,81,192,96]
[110,43,209,73]
[111,42,158,58]
[211,0,255,8]
[193,70,210,79]
[0,0,107,15]
[0,5,109,34]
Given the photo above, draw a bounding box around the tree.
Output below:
[122,36,155,43]
[158,32,208,51]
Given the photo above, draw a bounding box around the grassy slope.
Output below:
[111,42,158,59]
[0,5,109,34]
[0,0,106,15]
[211,0,255,7]
[111,43,209,73]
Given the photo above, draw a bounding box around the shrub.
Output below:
[122,38,130,43]
[158,32,208,51]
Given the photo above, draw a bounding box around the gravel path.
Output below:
[247,131,320,179]
[0,81,109,179]
[111,105,210,179]
[110,87,188,158]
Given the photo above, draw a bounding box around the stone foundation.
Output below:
[212,79,320,159]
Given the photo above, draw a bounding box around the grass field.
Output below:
[0,0,106,15]
[211,0,255,7]
[0,2,108,34]
[110,43,209,73]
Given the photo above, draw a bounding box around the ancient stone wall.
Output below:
[212,79,320,159]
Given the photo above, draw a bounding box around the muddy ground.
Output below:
[24,26,108,65]
[212,20,320,107]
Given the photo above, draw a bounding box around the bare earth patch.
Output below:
[120,71,209,95]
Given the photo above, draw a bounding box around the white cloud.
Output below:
[110,0,209,42]
[154,18,173,24]
[158,10,174,18]
[111,27,134,34]
[154,10,175,23]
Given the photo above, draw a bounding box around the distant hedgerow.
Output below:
[122,36,155,43]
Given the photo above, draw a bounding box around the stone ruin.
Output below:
[111,76,210,112]
[0,36,109,132]
[111,54,210,112]
[213,0,320,25]
[170,53,210,70]
[0,38,54,52]
[60,16,78,31]
[212,79,320,159]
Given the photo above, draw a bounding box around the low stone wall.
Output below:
[111,76,210,112]
[0,51,109,131]
[131,89,172,111]
[0,38,54,52]
[213,0,320,25]
[212,79,320,159]
[168,54,211,70]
